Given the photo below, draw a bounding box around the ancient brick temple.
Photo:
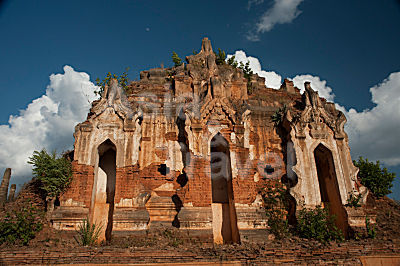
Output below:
[52,38,368,243]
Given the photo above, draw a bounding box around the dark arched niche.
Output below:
[314,143,349,237]
[93,139,116,242]
[210,133,240,244]
[211,133,232,203]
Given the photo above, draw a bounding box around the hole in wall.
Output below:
[177,171,188,187]
[264,165,275,175]
[54,197,60,207]
[158,164,170,176]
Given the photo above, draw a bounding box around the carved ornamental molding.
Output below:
[285,82,347,140]
[200,97,236,125]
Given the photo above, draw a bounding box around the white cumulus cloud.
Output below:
[0,65,97,186]
[247,0,304,41]
[227,50,282,89]
[342,72,400,166]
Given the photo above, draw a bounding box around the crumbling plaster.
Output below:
[52,38,369,240]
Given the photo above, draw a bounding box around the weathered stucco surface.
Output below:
[52,38,368,242]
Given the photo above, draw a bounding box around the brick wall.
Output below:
[1,241,399,264]
[60,162,94,207]
[179,155,212,207]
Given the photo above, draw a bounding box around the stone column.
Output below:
[8,184,16,202]
[0,168,11,206]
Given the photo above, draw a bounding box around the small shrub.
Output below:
[271,105,287,127]
[95,67,130,97]
[215,48,226,65]
[261,182,289,239]
[296,205,344,243]
[172,51,182,67]
[75,219,103,246]
[0,201,43,245]
[239,61,253,80]
[365,216,376,239]
[28,149,72,199]
[345,192,362,208]
[227,55,238,68]
[238,61,254,93]
[226,56,254,93]
[354,157,395,198]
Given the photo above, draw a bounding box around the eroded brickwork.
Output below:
[52,38,368,243]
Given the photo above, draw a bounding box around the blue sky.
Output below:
[0,0,399,199]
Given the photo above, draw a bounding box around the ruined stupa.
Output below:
[51,38,368,243]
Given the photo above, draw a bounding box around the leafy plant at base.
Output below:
[261,182,289,239]
[215,48,226,65]
[28,149,72,199]
[365,216,376,239]
[0,201,43,245]
[172,51,182,67]
[75,218,103,246]
[162,228,183,247]
[345,192,362,208]
[95,67,130,97]
[353,157,395,198]
[271,105,287,127]
[296,205,344,243]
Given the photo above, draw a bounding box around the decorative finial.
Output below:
[304,82,312,90]
[201,37,213,53]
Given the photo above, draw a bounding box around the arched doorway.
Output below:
[314,144,348,237]
[210,133,240,244]
[92,139,116,242]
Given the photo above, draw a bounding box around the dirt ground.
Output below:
[1,182,400,264]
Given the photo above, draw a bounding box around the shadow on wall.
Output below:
[172,109,190,228]
[172,194,183,228]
